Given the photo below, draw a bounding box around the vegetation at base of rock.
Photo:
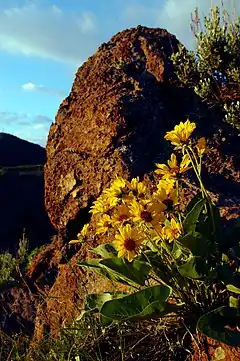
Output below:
[0,234,48,290]
[0,316,190,361]
[78,119,240,347]
[171,5,240,131]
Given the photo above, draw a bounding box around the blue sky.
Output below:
[0,0,239,146]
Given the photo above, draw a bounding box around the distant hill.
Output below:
[0,132,46,167]
[0,133,53,253]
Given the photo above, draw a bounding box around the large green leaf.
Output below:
[229,296,240,309]
[198,203,221,243]
[100,285,172,324]
[177,256,209,279]
[197,306,240,346]
[183,199,205,233]
[171,242,183,260]
[177,232,210,257]
[78,259,102,268]
[77,292,126,321]
[226,284,240,294]
[137,251,172,284]
[92,243,117,258]
[78,259,134,286]
[186,192,203,213]
[85,292,127,312]
[100,258,151,286]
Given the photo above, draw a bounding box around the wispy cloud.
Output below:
[124,0,240,48]
[21,82,66,97]
[0,3,98,65]
[0,111,52,146]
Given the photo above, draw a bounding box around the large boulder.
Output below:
[45,26,185,236]
[45,26,240,238]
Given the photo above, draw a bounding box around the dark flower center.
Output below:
[163,199,174,210]
[124,238,137,252]
[170,166,180,174]
[118,214,128,221]
[140,210,153,222]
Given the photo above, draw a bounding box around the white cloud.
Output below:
[22,82,37,91]
[0,111,52,146]
[21,82,66,97]
[124,0,240,48]
[0,3,99,65]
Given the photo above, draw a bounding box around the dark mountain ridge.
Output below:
[0,132,46,167]
[0,133,53,252]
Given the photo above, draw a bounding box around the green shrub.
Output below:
[172,5,240,130]
[0,253,16,286]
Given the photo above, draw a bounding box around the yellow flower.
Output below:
[69,224,89,244]
[154,186,178,211]
[197,137,207,156]
[129,198,165,226]
[155,154,191,179]
[80,224,89,237]
[113,224,144,262]
[162,218,182,242]
[128,177,146,197]
[112,203,131,226]
[90,195,118,215]
[96,214,112,234]
[103,177,127,199]
[157,178,176,194]
[164,120,196,147]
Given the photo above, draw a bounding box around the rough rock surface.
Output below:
[45,26,240,237]
[45,26,184,235]
[2,26,240,348]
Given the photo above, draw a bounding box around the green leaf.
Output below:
[100,258,151,286]
[137,251,171,284]
[100,285,172,324]
[78,259,102,269]
[171,242,183,260]
[229,296,240,309]
[197,306,240,346]
[226,284,240,295]
[183,199,205,233]
[177,232,210,257]
[198,203,221,244]
[78,259,134,286]
[186,192,203,213]
[85,292,127,312]
[92,243,117,258]
[177,256,209,279]
[77,292,126,322]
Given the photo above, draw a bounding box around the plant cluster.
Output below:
[171,6,240,130]
[0,232,32,290]
[75,119,240,347]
